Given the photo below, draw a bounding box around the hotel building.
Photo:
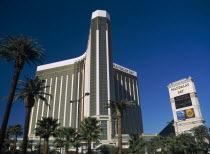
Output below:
[28,10,143,142]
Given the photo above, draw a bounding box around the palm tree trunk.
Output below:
[87,140,91,154]
[76,146,79,154]
[12,135,17,154]
[43,139,45,154]
[45,138,49,154]
[0,68,21,151]
[38,137,41,154]
[22,107,32,154]
[117,114,122,154]
[65,146,68,154]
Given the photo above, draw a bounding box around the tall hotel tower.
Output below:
[29,10,143,142]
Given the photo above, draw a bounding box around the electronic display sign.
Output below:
[174,94,192,109]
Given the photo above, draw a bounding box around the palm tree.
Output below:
[107,100,133,154]
[14,76,50,154]
[178,133,196,154]
[147,135,166,154]
[0,34,45,150]
[7,124,22,154]
[54,129,64,154]
[54,127,77,154]
[192,125,210,153]
[129,135,146,154]
[98,145,118,154]
[2,130,10,153]
[35,126,45,154]
[27,140,33,153]
[73,131,82,154]
[79,117,101,154]
[36,117,60,154]
[165,135,177,153]
[147,138,157,154]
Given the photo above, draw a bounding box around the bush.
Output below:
[98,145,118,154]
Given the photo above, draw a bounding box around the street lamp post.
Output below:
[70,92,90,129]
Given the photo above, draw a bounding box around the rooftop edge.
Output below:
[91,10,110,20]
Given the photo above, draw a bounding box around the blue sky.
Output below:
[0,0,210,134]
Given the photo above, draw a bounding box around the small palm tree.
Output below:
[129,135,146,154]
[72,132,82,154]
[0,34,45,149]
[54,129,64,154]
[2,131,10,153]
[36,117,60,154]
[107,100,133,154]
[34,126,45,154]
[147,137,158,153]
[79,117,101,154]
[7,124,22,154]
[54,127,77,154]
[14,76,50,154]
[147,135,166,154]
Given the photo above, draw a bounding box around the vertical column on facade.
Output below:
[125,77,128,99]
[76,72,80,129]
[43,79,51,118]
[84,33,91,118]
[133,79,139,133]
[48,78,55,118]
[117,74,120,100]
[35,99,40,129]
[96,29,100,115]
[129,78,134,133]
[71,64,79,128]
[52,77,58,119]
[69,74,74,127]
[29,104,35,135]
[65,73,72,127]
[58,76,63,123]
[47,78,52,117]
[63,75,69,126]
[81,63,85,121]
[136,81,140,106]
[136,80,142,133]
[41,79,47,118]
[121,75,126,133]
[121,75,124,100]
[106,28,111,116]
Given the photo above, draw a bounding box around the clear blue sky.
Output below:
[0,0,210,134]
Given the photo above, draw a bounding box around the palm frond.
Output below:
[0,34,45,66]
[14,76,51,108]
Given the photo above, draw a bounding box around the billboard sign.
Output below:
[177,110,186,120]
[177,108,195,120]
[174,94,192,109]
[185,108,195,118]
[168,80,195,98]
